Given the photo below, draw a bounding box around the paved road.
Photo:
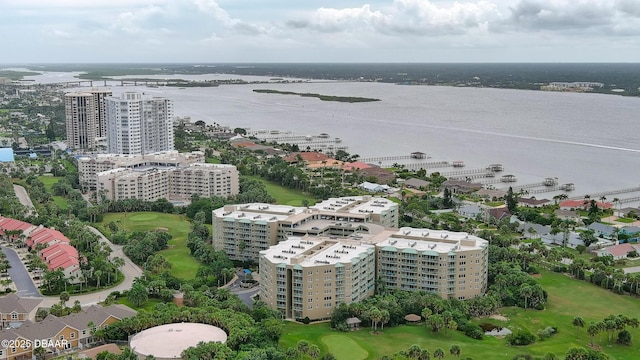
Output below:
[39,226,144,308]
[229,269,259,309]
[623,266,640,274]
[1,247,41,297]
[13,184,35,216]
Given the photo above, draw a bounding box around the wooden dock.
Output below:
[569,186,640,200]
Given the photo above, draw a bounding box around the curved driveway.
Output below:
[39,226,144,307]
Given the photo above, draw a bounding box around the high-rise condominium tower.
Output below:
[64,89,112,150]
[105,92,175,155]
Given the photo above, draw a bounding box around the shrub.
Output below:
[302,316,311,325]
[617,330,632,345]
[506,330,536,346]
[5,288,11,294]
[537,326,557,341]
[460,323,484,340]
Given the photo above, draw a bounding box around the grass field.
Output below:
[116,297,162,312]
[99,212,199,279]
[280,270,640,360]
[37,176,68,209]
[247,176,315,206]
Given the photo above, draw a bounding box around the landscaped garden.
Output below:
[98,212,199,279]
[247,175,315,206]
[280,270,640,360]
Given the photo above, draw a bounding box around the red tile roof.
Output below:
[342,161,372,171]
[26,227,70,247]
[0,216,34,235]
[559,200,613,209]
[283,152,330,163]
[605,243,637,257]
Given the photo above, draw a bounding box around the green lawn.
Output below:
[206,157,221,164]
[614,217,635,224]
[281,271,640,360]
[98,212,199,280]
[37,176,68,209]
[116,297,163,312]
[247,176,315,206]
[37,176,63,191]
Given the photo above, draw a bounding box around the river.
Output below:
[18,70,640,199]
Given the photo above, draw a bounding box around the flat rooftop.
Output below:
[261,237,374,266]
[311,196,396,214]
[129,323,227,359]
[377,227,488,253]
[214,203,304,222]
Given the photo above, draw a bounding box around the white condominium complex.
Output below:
[376,228,489,300]
[97,163,239,202]
[105,92,175,155]
[64,89,112,150]
[212,196,398,262]
[77,151,205,190]
[259,237,376,320]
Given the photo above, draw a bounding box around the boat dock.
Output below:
[569,186,640,200]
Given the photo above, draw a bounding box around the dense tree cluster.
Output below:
[97,286,293,360]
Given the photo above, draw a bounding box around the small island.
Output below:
[253,89,380,103]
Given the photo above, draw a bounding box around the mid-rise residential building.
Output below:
[105,92,174,155]
[64,89,112,150]
[77,150,205,190]
[212,196,398,262]
[259,237,376,320]
[257,227,489,320]
[96,163,239,203]
[375,227,488,300]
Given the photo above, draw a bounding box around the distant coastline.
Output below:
[253,89,380,103]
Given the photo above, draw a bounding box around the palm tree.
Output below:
[572,316,585,339]
[449,344,461,358]
[380,309,390,332]
[296,340,309,360]
[94,269,102,289]
[433,347,445,360]
[587,322,599,347]
[519,283,534,310]
[308,344,320,360]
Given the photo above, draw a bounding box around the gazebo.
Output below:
[346,317,362,330]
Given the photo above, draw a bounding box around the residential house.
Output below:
[0,304,136,359]
[596,243,640,260]
[404,178,430,190]
[358,166,395,185]
[621,226,640,242]
[515,221,550,239]
[554,209,579,221]
[587,222,616,239]
[541,232,585,249]
[359,182,393,193]
[559,200,613,211]
[517,197,551,208]
[56,304,137,347]
[458,204,483,220]
[485,207,511,223]
[441,180,482,194]
[0,294,42,330]
[474,188,507,200]
[614,207,640,218]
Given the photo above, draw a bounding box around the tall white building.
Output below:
[64,89,112,150]
[105,92,175,155]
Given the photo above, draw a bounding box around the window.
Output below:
[70,332,75,338]
[60,335,65,340]
[308,298,313,303]
[11,312,18,320]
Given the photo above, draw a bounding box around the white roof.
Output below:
[311,196,396,214]
[260,237,374,267]
[214,203,304,222]
[377,227,488,254]
[130,323,227,359]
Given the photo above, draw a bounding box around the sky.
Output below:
[2,0,640,63]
